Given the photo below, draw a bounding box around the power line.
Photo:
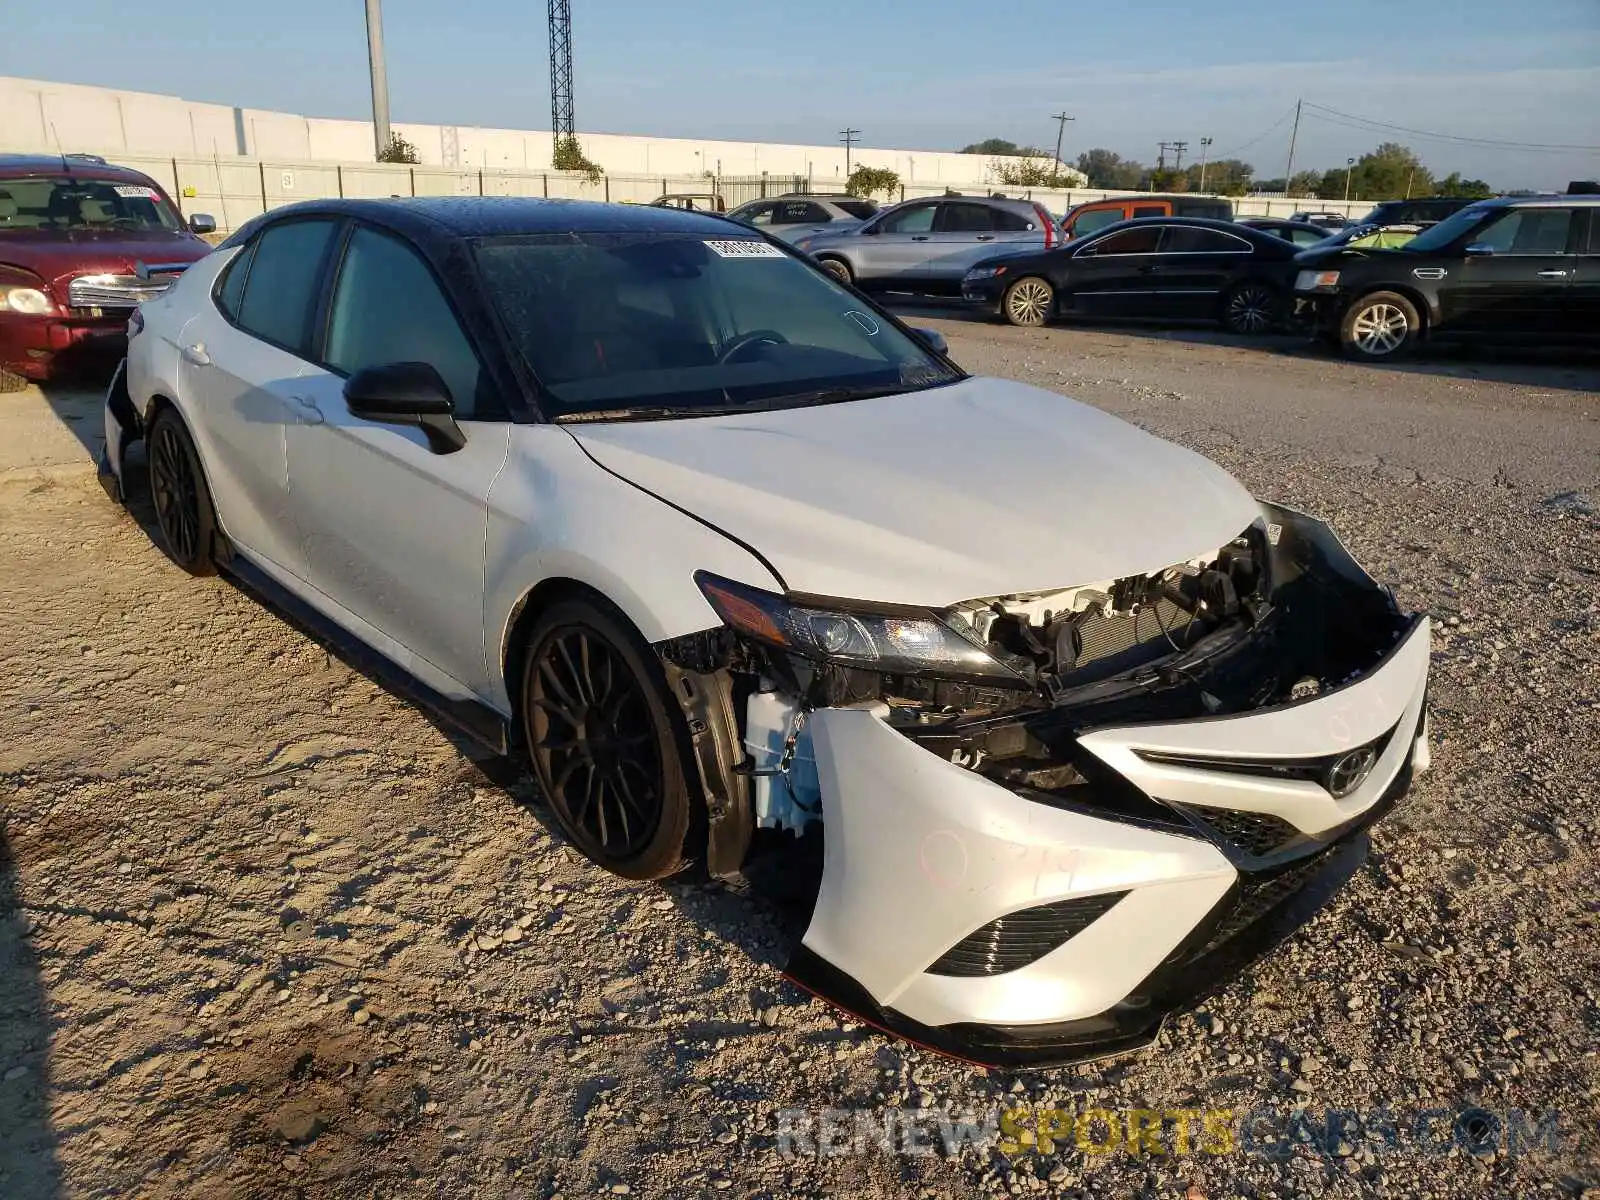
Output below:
[1301,101,1600,153]
[1208,106,1297,161]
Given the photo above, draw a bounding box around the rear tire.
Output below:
[1002,276,1055,327]
[1339,291,1420,360]
[520,598,695,881]
[817,257,854,286]
[147,407,219,576]
[1221,281,1282,335]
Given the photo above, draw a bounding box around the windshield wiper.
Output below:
[557,403,770,424]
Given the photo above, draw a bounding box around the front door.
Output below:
[1065,224,1166,317]
[284,223,512,699]
[1142,225,1258,318]
[852,202,940,286]
[1435,206,1577,339]
[181,218,340,576]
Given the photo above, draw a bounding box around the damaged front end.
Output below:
[655,502,1431,1067]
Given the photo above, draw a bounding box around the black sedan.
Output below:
[962,217,1301,333]
[1239,217,1337,248]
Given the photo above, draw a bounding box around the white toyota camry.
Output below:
[102,197,1431,1068]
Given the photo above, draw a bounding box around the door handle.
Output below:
[181,343,210,366]
[287,394,324,425]
[911,235,930,241]
[1535,269,1570,278]
[976,235,995,241]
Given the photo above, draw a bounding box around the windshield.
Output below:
[1401,204,1496,253]
[0,175,183,233]
[474,231,960,419]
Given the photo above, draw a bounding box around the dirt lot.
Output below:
[2,324,1598,1200]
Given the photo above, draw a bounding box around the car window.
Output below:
[1070,208,1125,236]
[1081,226,1163,255]
[1585,213,1600,255]
[1291,226,1328,245]
[325,226,487,419]
[215,240,257,322]
[1160,227,1252,253]
[0,175,184,233]
[235,219,338,356]
[991,207,1032,232]
[777,201,831,224]
[937,203,998,234]
[1470,208,1574,255]
[836,200,877,220]
[1131,204,1167,219]
[878,205,937,234]
[734,203,775,226]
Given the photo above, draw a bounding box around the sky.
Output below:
[4,0,1598,189]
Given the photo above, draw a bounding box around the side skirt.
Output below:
[224,555,512,757]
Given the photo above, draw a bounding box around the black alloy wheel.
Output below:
[147,408,218,576]
[521,600,694,880]
[1222,281,1280,335]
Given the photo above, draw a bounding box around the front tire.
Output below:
[817,257,854,286]
[1222,281,1281,335]
[1340,291,1420,360]
[1002,276,1055,327]
[147,407,219,576]
[520,599,694,881]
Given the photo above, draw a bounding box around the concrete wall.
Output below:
[0,74,1085,187]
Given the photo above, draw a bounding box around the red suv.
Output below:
[0,153,215,389]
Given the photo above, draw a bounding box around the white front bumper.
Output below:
[800,617,1431,1030]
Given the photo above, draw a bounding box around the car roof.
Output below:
[0,152,161,186]
[1445,194,1600,209]
[241,196,743,241]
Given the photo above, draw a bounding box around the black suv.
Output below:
[1292,190,1599,360]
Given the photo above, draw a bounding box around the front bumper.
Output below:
[961,279,1006,310]
[0,312,128,380]
[1291,292,1342,333]
[785,615,1431,1069]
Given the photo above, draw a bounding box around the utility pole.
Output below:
[1197,137,1214,191]
[1171,140,1188,172]
[1157,142,1170,172]
[364,0,391,158]
[839,128,860,178]
[1283,98,1302,196]
[1050,111,1075,177]
[548,0,576,144]
[1344,156,1356,202]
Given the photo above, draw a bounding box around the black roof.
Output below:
[253,196,742,241]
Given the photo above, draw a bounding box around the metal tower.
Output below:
[548,0,575,142]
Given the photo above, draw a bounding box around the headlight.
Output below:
[696,572,1028,684]
[964,265,1008,281]
[2,287,53,315]
[1294,269,1341,292]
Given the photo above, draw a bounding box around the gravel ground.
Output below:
[1,324,1597,1200]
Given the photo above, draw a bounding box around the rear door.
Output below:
[1435,206,1577,339]
[923,201,1003,284]
[284,222,512,697]
[180,217,339,577]
[1572,209,1600,345]
[1062,224,1166,317]
[1143,225,1259,317]
[852,202,940,285]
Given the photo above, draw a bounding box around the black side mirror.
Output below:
[343,362,466,454]
[910,326,949,356]
[188,213,217,235]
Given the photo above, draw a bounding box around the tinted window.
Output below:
[879,205,937,234]
[236,219,337,355]
[1586,213,1600,254]
[1071,207,1125,236]
[216,240,257,321]
[776,201,831,224]
[1290,226,1329,246]
[1161,227,1252,253]
[991,208,1032,232]
[1470,208,1573,255]
[836,200,877,220]
[1131,204,1167,219]
[938,203,997,233]
[472,233,958,417]
[325,226,487,419]
[733,202,776,226]
[1083,227,1162,255]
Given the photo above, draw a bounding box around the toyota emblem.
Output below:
[1325,745,1377,798]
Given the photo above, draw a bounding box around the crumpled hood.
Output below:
[570,377,1261,607]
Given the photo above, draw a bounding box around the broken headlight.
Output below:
[695,572,1029,685]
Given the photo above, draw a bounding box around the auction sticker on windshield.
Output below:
[113,185,161,199]
[704,240,785,258]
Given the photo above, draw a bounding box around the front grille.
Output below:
[1197,852,1331,957]
[67,272,183,310]
[1185,806,1302,858]
[927,891,1127,977]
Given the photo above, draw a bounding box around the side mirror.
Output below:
[343,362,466,454]
[188,213,217,235]
[910,326,949,356]
[1463,242,1495,257]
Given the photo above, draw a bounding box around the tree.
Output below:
[1434,172,1494,199]
[1184,158,1253,196]
[1075,148,1144,190]
[1350,142,1432,201]
[377,133,420,165]
[992,152,1084,188]
[1287,169,1322,198]
[553,136,603,184]
[847,165,901,200]
[961,138,1046,157]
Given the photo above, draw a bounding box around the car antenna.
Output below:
[50,123,68,173]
